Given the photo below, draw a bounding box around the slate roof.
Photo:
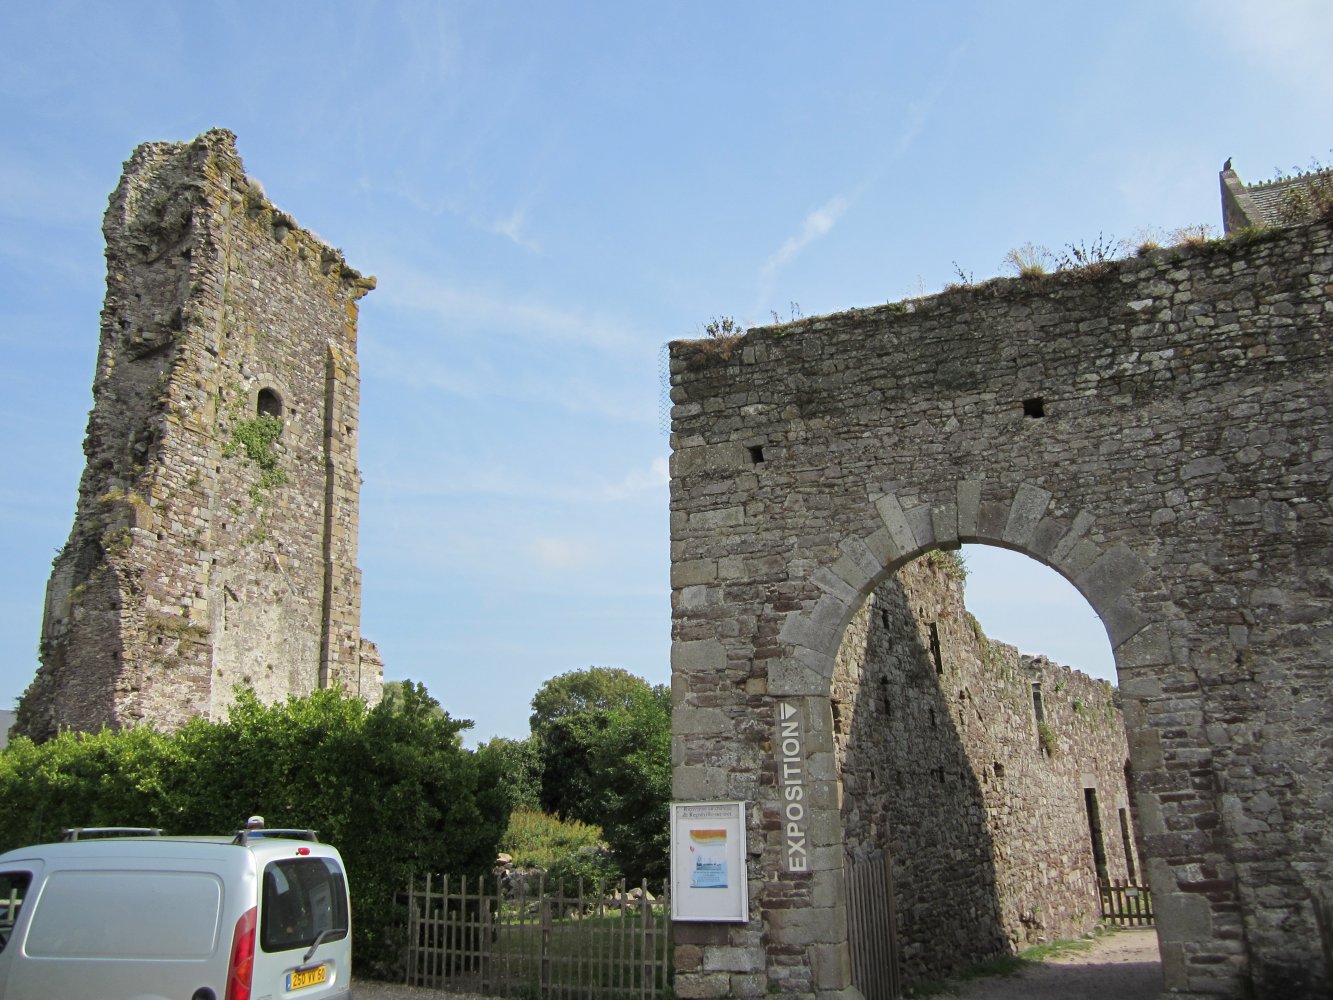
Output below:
[1222,162,1333,232]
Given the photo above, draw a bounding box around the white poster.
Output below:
[670,801,748,922]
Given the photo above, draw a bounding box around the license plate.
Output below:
[286,964,329,992]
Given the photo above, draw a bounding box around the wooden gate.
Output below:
[1099,879,1154,926]
[847,851,901,1000]
[405,873,672,998]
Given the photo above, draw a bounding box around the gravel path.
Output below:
[353,928,1162,1000]
[352,979,489,1000]
[934,928,1162,1000]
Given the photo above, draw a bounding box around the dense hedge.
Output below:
[0,684,508,976]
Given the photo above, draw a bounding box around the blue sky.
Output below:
[1,2,1329,743]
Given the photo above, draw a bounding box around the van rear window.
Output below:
[261,857,348,954]
[25,870,222,958]
[0,872,31,952]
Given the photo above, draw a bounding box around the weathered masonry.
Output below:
[835,558,1138,988]
[14,130,382,740]
[668,219,1333,999]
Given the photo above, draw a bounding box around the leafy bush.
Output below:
[501,808,606,871]
[0,684,508,976]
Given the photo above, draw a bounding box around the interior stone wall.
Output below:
[15,130,382,740]
[835,556,1136,987]
[669,219,1332,999]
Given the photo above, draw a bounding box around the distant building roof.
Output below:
[0,710,13,749]
[1221,160,1333,233]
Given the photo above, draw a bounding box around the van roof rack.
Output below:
[232,828,320,846]
[61,827,163,841]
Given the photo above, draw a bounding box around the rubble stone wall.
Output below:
[668,219,1332,999]
[835,557,1136,985]
[15,130,381,740]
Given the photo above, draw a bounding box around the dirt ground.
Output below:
[352,927,1163,1000]
[934,927,1162,1000]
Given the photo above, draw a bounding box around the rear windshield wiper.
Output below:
[301,927,347,965]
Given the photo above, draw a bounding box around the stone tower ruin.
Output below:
[14,129,382,741]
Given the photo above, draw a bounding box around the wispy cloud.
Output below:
[894,42,967,157]
[373,455,670,505]
[1195,0,1333,101]
[491,206,541,252]
[757,193,852,302]
[360,338,656,424]
[374,261,642,356]
[528,535,598,570]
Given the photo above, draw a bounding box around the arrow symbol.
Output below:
[780,703,796,720]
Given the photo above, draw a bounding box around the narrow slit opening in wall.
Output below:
[1022,397,1045,418]
[1084,787,1110,883]
[747,444,765,464]
[929,622,943,674]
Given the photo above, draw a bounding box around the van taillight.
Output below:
[226,906,257,1000]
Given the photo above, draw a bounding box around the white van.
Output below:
[0,824,353,1000]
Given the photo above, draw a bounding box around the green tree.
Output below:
[475,735,543,812]
[587,685,671,880]
[529,666,651,729]
[527,667,671,880]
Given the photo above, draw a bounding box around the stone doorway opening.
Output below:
[834,545,1155,995]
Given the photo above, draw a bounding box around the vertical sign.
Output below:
[670,801,749,922]
[776,701,809,872]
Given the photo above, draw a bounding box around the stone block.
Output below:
[1001,483,1052,547]
[673,972,733,999]
[702,945,766,973]
[872,492,917,556]
[1075,542,1148,608]
[956,479,982,539]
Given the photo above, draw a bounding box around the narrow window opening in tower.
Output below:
[1084,787,1110,883]
[929,622,943,674]
[747,444,765,464]
[257,388,283,420]
[1022,397,1045,418]
[1031,683,1045,723]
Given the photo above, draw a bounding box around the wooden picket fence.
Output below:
[1099,879,1154,926]
[405,873,672,998]
[847,851,902,1000]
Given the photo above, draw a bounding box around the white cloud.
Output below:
[373,455,670,506]
[1196,0,1333,101]
[373,260,642,356]
[757,193,852,300]
[491,206,541,252]
[528,536,598,570]
[894,42,967,157]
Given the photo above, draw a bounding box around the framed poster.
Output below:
[670,801,748,922]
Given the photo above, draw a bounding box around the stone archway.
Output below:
[668,221,1332,999]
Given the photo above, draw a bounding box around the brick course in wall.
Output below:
[668,220,1333,999]
[14,130,382,739]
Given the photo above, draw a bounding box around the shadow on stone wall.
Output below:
[836,564,1009,985]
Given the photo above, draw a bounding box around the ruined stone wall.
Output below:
[834,556,1136,985]
[15,130,381,740]
[669,219,1332,999]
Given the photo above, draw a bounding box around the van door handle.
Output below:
[192,988,216,1000]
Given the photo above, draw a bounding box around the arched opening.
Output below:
[834,543,1157,994]
[257,387,283,420]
